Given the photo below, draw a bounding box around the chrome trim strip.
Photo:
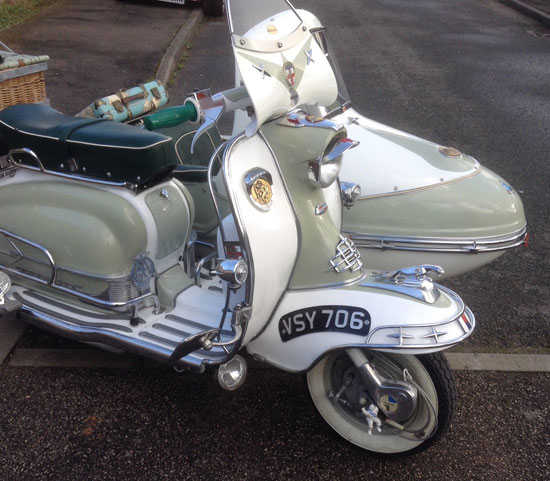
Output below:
[8,148,136,191]
[347,226,528,254]
[365,306,475,350]
[357,164,481,200]
[222,134,255,305]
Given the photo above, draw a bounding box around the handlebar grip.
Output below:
[143,103,198,131]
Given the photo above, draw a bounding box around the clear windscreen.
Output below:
[310,28,352,116]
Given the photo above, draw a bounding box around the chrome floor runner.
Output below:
[12,286,232,370]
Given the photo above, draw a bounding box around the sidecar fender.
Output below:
[246,283,474,373]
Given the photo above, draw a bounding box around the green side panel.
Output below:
[156,264,194,311]
[261,123,360,288]
[145,185,190,259]
[0,181,147,277]
[343,166,526,238]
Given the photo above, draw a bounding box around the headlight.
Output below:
[309,137,359,188]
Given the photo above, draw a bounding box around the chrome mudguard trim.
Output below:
[347,226,527,254]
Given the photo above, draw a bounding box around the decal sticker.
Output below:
[279,305,371,342]
[379,395,399,413]
[284,62,296,87]
[267,24,278,35]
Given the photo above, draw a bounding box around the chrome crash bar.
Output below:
[0,226,159,316]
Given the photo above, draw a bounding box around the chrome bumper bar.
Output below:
[347,226,527,254]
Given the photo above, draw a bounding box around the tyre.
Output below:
[203,0,224,17]
[307,350,456,456]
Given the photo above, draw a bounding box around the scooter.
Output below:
[0,0,478,456]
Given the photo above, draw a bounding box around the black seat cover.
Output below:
[0,103,176,187]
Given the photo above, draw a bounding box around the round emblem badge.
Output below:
[251,178,273,206]
[267,24,278,35]
[379,395,399,414]
[244,168,274,211]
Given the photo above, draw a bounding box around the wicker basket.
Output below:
[0,69,47,109]
[0,42,49,110]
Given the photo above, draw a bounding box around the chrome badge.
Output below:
[131,253,156,291]
[244,168,274,211]
[284,62,296,87]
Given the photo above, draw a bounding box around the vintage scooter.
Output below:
[0,0,477,456]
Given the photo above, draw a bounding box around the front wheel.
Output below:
[202,0,224,17]
[307,350,456,456]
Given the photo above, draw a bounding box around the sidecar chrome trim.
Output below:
[348,226,528,254]
[8,148,137,191]
[353,165,481,200]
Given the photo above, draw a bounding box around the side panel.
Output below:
[247,284,472,372]
[224,135,298,342]
[0,179,146,277]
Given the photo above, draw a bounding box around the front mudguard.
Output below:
[246,282,474,373]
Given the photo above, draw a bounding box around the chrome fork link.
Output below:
[329,376,353,408]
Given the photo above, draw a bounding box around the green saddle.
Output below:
[0,103,176,188]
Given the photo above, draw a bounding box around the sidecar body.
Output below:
[332,109,527,279]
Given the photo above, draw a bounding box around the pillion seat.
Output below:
[0,103,177,188]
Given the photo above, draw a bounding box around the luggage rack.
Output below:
[0,226,160,318]
[5,148,138,191]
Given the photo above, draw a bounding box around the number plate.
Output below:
[278,306,371,342]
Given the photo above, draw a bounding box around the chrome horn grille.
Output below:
[329,236,363,273]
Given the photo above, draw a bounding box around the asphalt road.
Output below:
[0,0,549,479]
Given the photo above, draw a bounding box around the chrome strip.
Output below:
[8,148,136,191]
[221,134,255,305]
[348,226,528,254]
[357,164,481,200]
[365,306,475,350]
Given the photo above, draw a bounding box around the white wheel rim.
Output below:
[307,351,438,454]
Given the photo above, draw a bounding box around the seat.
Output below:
[0,103,177,188]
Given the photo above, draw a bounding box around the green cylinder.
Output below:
[144,103,198,131]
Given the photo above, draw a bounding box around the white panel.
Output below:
[335,109,479,197]
[247,285,466,372]
[225,136,299,342]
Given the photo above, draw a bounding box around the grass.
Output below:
[0,0,60,32]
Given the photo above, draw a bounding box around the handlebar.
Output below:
[143,102,198,131]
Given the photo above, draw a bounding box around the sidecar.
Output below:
[292,11,528,279]
[333,110,527,279]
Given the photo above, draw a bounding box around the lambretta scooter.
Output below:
[0,0,476,456]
